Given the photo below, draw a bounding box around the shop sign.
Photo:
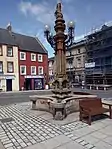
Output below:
[85,62,95,68]
[25,75,44,79]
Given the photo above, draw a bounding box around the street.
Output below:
[0,90,52,106]
[0,88,112,106]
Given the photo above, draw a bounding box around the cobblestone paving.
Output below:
[63,132,96,149]
[0,102,96,149]
[61,121,88,132]
[0,103,62,149]
[60,122,96,149]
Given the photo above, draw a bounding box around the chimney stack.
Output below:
[6,22,12,32]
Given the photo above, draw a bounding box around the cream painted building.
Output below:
[66,40,86,83]
[48,39,86,83]
[0,45,19,91]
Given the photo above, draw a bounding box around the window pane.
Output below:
[21,53,24,59]
[21,67,25,73]
[7,47,13,56]
[7,62,13,72]
[32,67,35,73]
[38,55,43,62]
[38,67,43,74]
[32,55,34,59]
[20,66,26,75]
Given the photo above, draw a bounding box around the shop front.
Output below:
[24,75,45,90]
[0,75,15,91]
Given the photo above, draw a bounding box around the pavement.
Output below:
[0,88,112,106]
[0,101,112,149]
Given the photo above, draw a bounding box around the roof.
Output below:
[85,24,112,37]
[68,39,86,50]
[48,57,54,61]
[0,28,47,54]
[0,28,17,46]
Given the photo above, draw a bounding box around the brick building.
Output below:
[0,24,48,91]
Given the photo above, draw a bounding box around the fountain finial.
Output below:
[55,0,63,18]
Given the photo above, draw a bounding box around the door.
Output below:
[25,79,32,90]
[6,79,12,91]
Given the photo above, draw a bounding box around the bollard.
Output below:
[32,100,36,110]
[104,87,106,91]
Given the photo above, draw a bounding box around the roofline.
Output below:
[69,40,86,49]
[85,25,112,37]
[35,37,48,54]
[48,57,54,61]
[0,42,18,47]
[18,48,48,54]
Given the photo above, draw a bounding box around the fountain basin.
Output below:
[30,93,97,120]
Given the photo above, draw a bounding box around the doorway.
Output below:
[6,79,12,91]
[25,78,32,90]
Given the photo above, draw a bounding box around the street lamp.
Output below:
[44,21,75,50]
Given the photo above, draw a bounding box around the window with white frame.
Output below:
[7,47,13,57]
[38,54,43,62]
[0,61,3,73]
[38,66,43,75]
[31,66,36,75]
[20,52,26,60]
[20,65,26,75]
[7,62,14,73]
[31,53,36,61]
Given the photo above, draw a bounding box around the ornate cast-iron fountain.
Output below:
[30,0,97,120]
[44,1,74,103]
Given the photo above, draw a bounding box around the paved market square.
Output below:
[0,101,112,149]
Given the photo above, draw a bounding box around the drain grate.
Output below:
[0,117,14,123]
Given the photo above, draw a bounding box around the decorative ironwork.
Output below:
[44,3,75,50]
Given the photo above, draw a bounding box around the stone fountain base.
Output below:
[30,94,97,120]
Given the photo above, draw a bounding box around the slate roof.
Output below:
[0,28,47,54]
[48,57,54,61]
[68,39,86,50]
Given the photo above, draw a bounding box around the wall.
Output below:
[66,45,86,69]
[0,45,19,91]
[18,50,48,90]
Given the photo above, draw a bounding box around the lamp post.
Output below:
[44,1,75,93]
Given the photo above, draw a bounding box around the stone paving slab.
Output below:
[0,102,112,149]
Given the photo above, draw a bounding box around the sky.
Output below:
[0,0,112,57]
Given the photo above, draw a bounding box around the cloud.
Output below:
[19,1,55,24]
[18,0,75,57]
[19,1,70,25]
